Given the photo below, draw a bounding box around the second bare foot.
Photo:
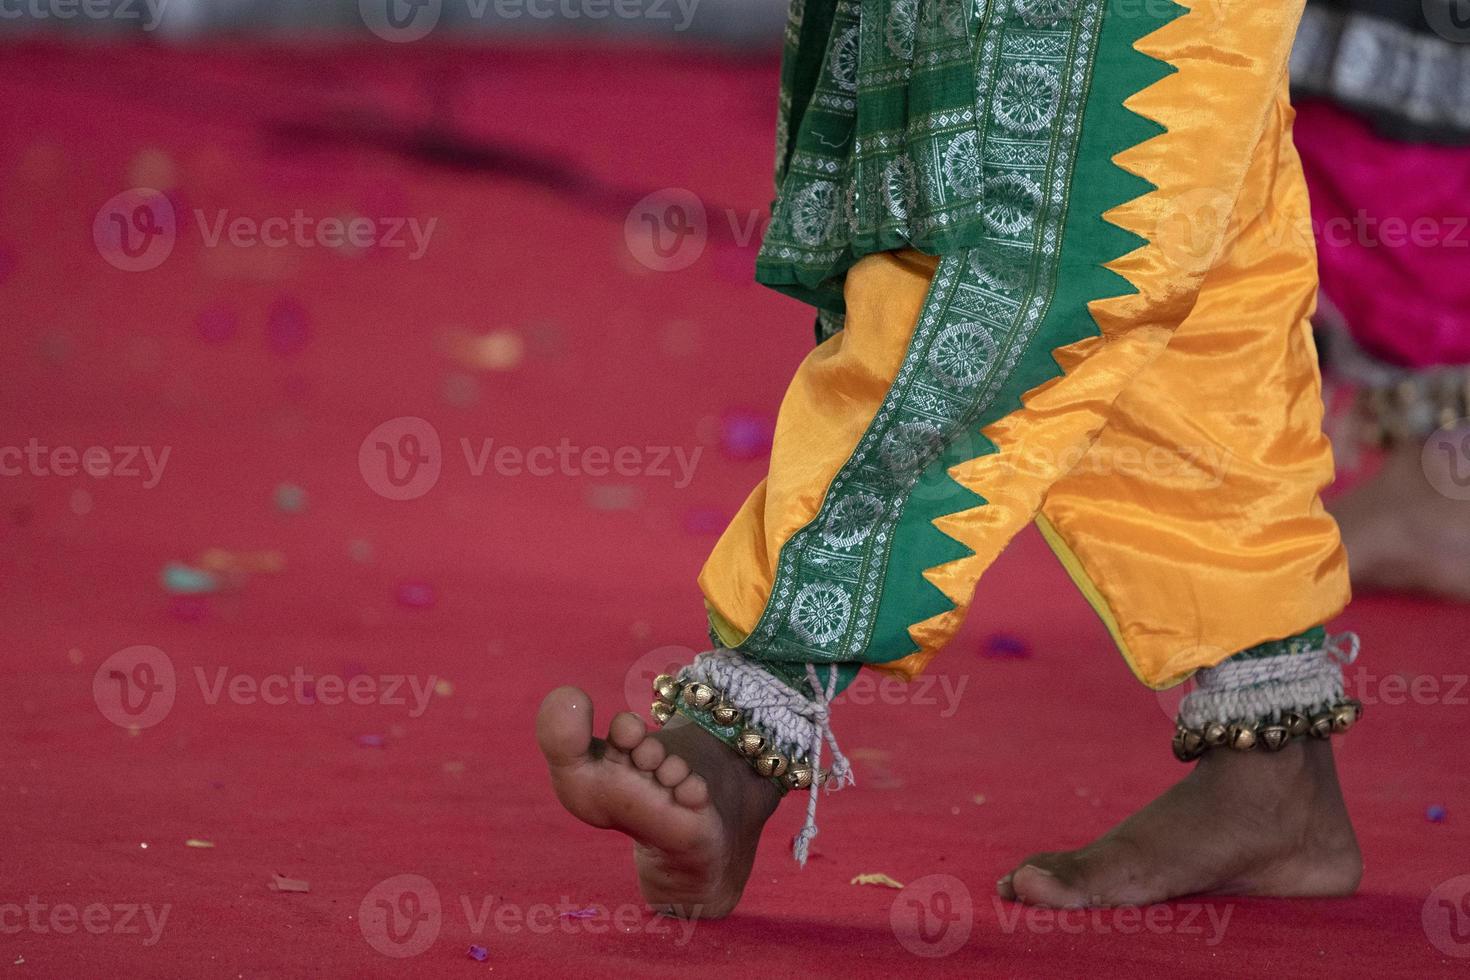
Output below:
[997,738,1362,907]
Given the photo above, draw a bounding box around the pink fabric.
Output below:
[1294,100,1470,369]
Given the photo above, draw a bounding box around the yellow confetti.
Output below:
[972,794,987,805]
[444,328,524,371]
[850,873,905,890]
[185,839,215,849]
[434,679,454,698]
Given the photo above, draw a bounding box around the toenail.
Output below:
[1021,864,1055,878]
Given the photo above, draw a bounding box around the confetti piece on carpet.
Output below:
[185,839,215,849]
[850,873,905,890]
[395,582,436,609]
[442,371,479,407]
[266,298,310,356]
[585,484,640,511]
[467,945,490,962]
[560,908,598,919]
[981,632,1032,659]
[681,508,725,534]
[1428,804,1448,823]
[355,734,387,749]
[199,549,285,574]
[269,874,310,893]
[273,483,307,514]
[717,409,775,461]
[444,328,524,371]
[160,562,220,596]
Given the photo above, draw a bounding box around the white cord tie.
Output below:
[679,650,853,865]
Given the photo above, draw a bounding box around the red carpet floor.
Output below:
[1,40,1467,978]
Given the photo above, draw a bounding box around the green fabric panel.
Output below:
[869,0,1182,661]
[1233,627,1329,659]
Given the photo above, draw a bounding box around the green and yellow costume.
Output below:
[660,0,1362,856]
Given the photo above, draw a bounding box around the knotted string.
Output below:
[678,651,853,865]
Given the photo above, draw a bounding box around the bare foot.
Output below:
[536,686,780,918]
[1331,440,1470,602]
[996,738,1362,907]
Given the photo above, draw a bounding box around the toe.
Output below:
[996,873,1016,901]
[672,773,709,809]
[536,686,594,767]
[608,712,647,752]
[654,754,690,788]
[631,736,667,772]
[1010,862,1088,909]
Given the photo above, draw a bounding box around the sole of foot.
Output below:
[537,686,780,919]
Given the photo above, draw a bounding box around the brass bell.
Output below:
[682,683,716,710]
[735,729,766,758]
[650,701,674,725]
[710,702,742,727]
[1257,724,1289,752]
[1172,727,1206,762]
[1226,723,1256,751]
[1330,702,1357,733]
[754,753,789,779]
[652,674,679,704]
[1281,711,1309,738]
[1308,712,1334,739]
[1202,722,1229,747]
[783,764,816,790]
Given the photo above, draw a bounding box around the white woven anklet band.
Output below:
[1179,632,1359,729]
[675,650,854,865]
